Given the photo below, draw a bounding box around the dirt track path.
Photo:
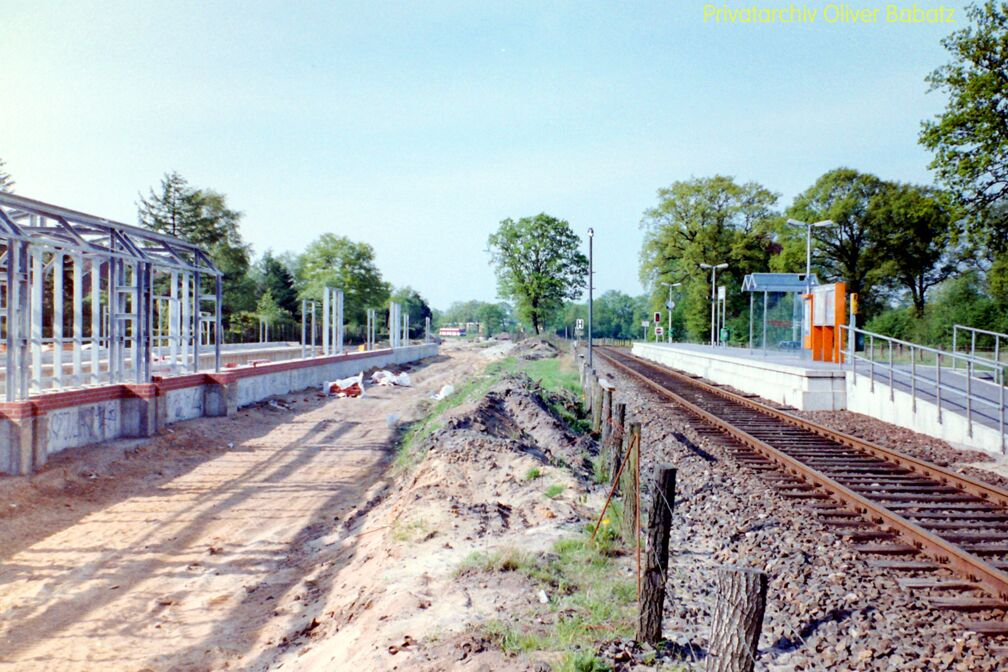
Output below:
[0,347,477,671]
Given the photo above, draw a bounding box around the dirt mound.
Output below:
[429,375,591,470]
[511,336,559,360]
[272,371,597,671]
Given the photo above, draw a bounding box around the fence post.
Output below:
[610,402,626,482]
[600,383,613,448]
[592,377,604,434]
[620,422,641,544]
[638,466,676,644]
[705,566,768,672]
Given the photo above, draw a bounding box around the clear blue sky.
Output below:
[0,1,967,309]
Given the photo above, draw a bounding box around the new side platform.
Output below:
[631,342,846,411]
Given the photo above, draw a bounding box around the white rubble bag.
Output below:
[370,370,412,387]
[432,384,454,401]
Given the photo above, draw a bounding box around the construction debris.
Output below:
[324,373,365,397]
[371,370,412,387]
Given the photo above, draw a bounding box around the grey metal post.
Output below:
[193,270,201,373]
[300,299,306,359]
[967,360,973,438]
[91,258,101,384]
[587,228,593,368]
[952,326,958,371]
[30,248,42,391]
[999,368,1004,453]
[54,253,63,388]
[888,341,894,402]
[310,301,316,355]
[971,331,977,364]
[762,291,768,355]
[936,353,942,424]
[72,255,83,385]
[748,293,753,350]
[869,334,874,393]
[910,345,916,413]
[214,273,222,372]
[5,241,20,401]
[668,283,673,344]
[710,266,717,346]
[322,287,330,355]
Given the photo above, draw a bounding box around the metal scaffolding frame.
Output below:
[0,192,223,401]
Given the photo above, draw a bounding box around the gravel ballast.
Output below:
[591,355,1008,671]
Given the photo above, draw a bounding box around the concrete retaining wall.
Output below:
[0,344,437,475]
[631,342,847,411]
[846,372,1004,456]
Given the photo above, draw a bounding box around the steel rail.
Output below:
[595,346,1008,601]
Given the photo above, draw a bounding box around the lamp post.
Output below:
[699,263,728,346]
[663,282,681,344]
[587,228,594,368]
[787,218,835,353]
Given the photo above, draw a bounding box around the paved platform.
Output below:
[631,342,847,411]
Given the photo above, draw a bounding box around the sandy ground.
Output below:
[0,343,490,671]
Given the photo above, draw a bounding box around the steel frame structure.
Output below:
[0,192,222,401]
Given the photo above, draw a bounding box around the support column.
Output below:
[53,253,64,389]
[30,248,42,392]
[322,287,330,355]
[72,254,83,385]
[90,258,101,384]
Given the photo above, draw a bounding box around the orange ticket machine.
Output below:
[803,282,847,363]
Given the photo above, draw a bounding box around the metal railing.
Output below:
[841,325,1006,453]
[952,324,1007,381]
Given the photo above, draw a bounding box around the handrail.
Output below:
[841,324,1005,454]
[952,323,1006,375]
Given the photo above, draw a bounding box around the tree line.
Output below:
[638,1,1008,347]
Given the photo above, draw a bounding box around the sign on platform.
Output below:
[717,285,726,300]
[654,326,664,336]
[641,320,650,328]
[665,300,675,310]
[576,318,584,330]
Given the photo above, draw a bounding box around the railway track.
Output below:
[595,346,1008,637]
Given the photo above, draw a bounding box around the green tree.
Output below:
[297,233,390,327]
[640,176,777,341]
[256,288,289,324]
[868,183,964,317]
[920,0,1008,252]
[138,173,255,327]
[785,168,888,321]
[258,251,299,316]
[0,158,14,193]
[487,213,588,334]
[389,286,433,337]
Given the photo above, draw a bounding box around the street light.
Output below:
[587,228,594,368]
[786,218,835,294]
[700,263,728,346]
[787,218,835,354]
[662,282,681,344]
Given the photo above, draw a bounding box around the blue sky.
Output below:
[0,1,967,309]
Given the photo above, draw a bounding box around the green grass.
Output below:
[544,484,565,499]
[489,356,591,434]
[475,530,638,670]
[394,349,590,471]
[525,467,542,481]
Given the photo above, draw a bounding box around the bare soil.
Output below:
[0,341,598,672]
[0,344,492,671]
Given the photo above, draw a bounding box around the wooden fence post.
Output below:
[620,422,641,544]
[600,383,613,448]
[638,466,676,644]
[705,567,768,672]
[588,376,596,433]
[610,402,626,483]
